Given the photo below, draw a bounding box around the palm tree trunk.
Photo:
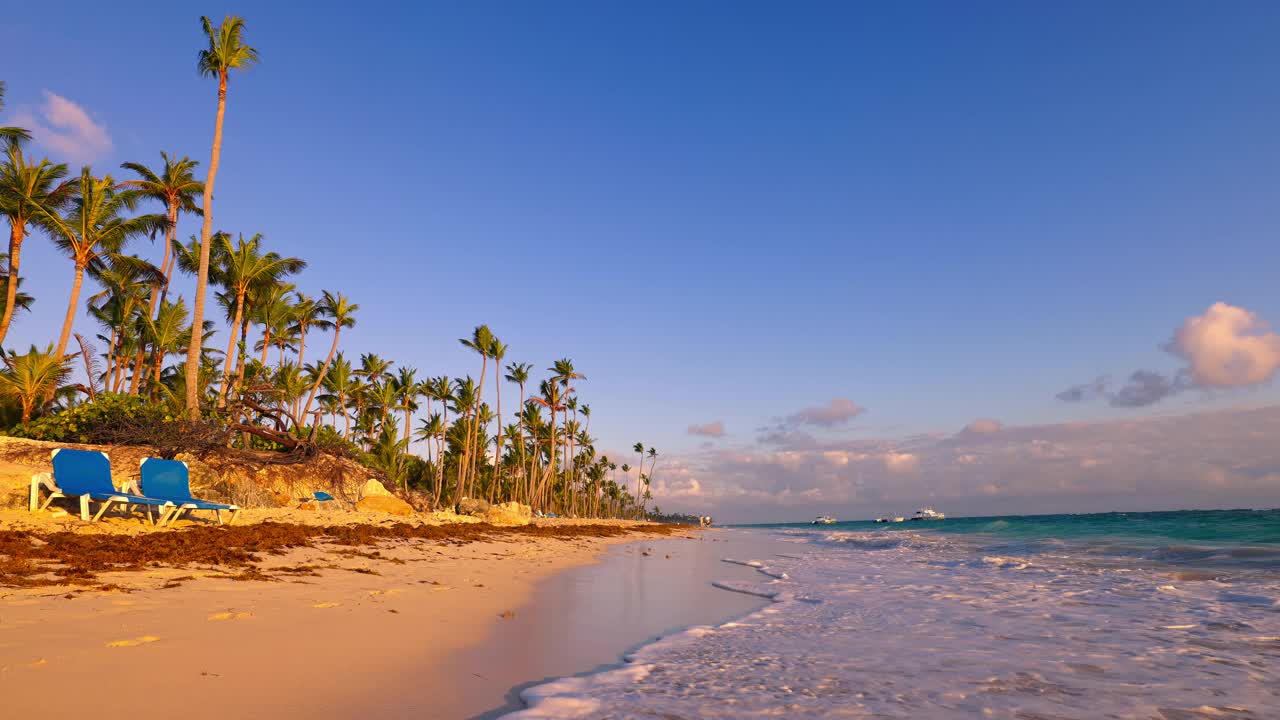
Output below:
[55,262,85,358]
[0,223,25,347]
[493,378,504,502]
[301,329,340,421]
[127,343,147,394]
[465,356,487,499]
[186,71,228,420]
[217,292,245,407]
[259,327,272,365]
[341,391,351,439]
[104,326,118,389]
[156,204,178,310]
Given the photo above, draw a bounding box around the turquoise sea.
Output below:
[508,508,1280,718]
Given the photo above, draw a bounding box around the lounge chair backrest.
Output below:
[139,458,193,503]
[51,448,117,496]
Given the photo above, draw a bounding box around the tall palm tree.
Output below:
[301,290,357,423]
[287,292,319,367]
[0,344,72,423]
[458,325,494,498]
[119,153,203,313]
[488,339,508,495]
[38,168,167,358]
[504,361,532,499]
[206,232,305,405]
[0,252,33,324]
[0,82,32,144]
[393,366,419,463]
[424,375,452,502]
[186,14,260,420]
[0,144,72,347]
[644,447,658,515]
[317,352,353,437]
[633,442,645,511]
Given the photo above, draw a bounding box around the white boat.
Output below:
[875,515,906,523]
[910,507,945,521]
[812,515,837,525]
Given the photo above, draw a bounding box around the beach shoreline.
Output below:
[0,514,706,719]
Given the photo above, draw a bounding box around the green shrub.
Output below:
[10,393,171,444]
[8,393,229,455]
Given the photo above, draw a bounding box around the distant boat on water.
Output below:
[812,515,838,525]
[910,507,945,521]
[875,515,905,523]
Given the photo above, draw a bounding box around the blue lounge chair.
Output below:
[30,448,175,524]
[140,458,240,526]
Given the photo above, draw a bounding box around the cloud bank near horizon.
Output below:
[648,405,1280,522]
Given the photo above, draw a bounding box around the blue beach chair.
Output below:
[139,458,240,526]
[30,448,176,524]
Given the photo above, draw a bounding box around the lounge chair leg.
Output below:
[92,500,112,522]
[229,509,240,525]
[80,495,90,522]
[147,506,154,526]
[215,509,223,525]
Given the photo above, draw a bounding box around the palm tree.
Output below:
[206,232,305,405]
[393,366,419,463]
[287,292,319,367]
[317,352,353,437]
[186,14,260,420]
[0,344,72,423]
[0,82,32,144]
[458,325,494,498]
[86,253,164,390]
[0,144,72,347]
[504,361,532,499]
[138,297,192,396]
[119,153,203,313]
[0,253,33,326]
[301,290,357,422]
[633,442,645,512]
[488,339,508,497]
[424,375,452,503]
[38,168,167,358]
[249,281,297,365]
[644,447,658,515]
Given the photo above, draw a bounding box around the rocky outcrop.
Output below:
[360,478,392,498]
[483,501,532,527]
[456,497,490,516]
[355,494,415,517]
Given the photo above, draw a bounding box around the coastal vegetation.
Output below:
[0,17,660,519]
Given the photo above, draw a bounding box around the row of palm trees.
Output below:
[0,19,663,518]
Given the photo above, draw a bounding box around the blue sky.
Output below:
[4,3,1280,519]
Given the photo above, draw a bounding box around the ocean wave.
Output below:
[505,524,1280,719]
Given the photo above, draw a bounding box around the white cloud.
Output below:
[786,397,863,427]
[12,91,113,163]
[687,420,726,437]
[1058,302,1280,408]
[1168,302,1280,387]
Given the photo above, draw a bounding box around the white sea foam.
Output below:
[503,528,1280,718]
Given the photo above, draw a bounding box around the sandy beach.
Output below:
[0,513,777,719]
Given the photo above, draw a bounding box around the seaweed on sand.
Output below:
[0,522,681,589]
